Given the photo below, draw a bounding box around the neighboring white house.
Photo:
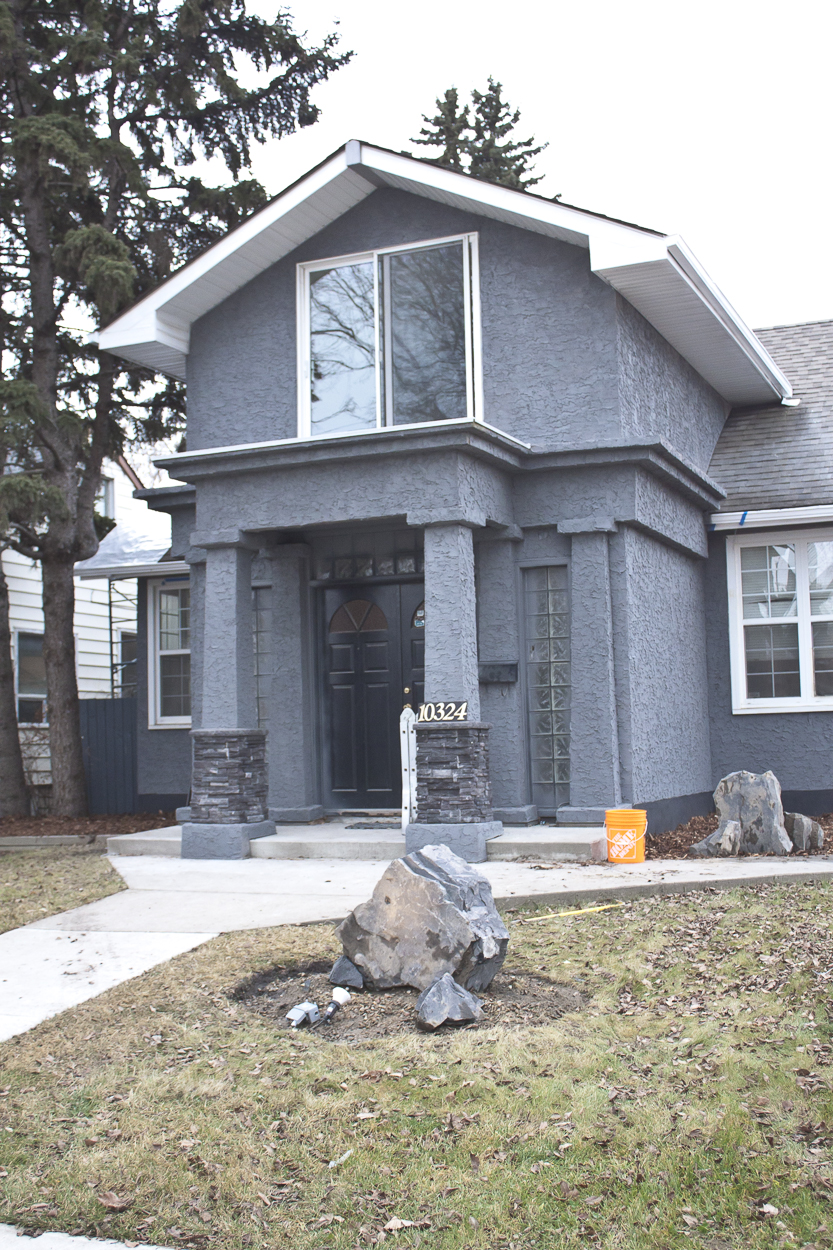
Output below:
[3,454,171,801]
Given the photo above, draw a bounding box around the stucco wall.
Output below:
[706,533,833,805]
[616,296,729,473]
[618,527,713,803]
[135,578,191,804]
[187,187,622,452]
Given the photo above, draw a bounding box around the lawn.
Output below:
[0,845,126,935]
[1,881,832,1249]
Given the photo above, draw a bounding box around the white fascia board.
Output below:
[710,504,833,531]
[95,138,793,406]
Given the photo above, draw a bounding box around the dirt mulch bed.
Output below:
[0,812,177,839]
[232,958,585,1040]
[646,811,833,859]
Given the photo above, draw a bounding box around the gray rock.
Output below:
[336,844,509,993]
[416,973,483,1030]
[689,819,742,858]
[328,955,364,990]
[784,812,825,852]
[713,770,793,855]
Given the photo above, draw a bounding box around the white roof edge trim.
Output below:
[665,239,792,399]
[76,560,190,581]
[95,137,793,405]
[710,504,833,531]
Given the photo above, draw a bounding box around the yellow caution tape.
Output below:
[514,902,626,924]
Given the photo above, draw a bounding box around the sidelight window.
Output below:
[298,234,481,437]
[149,580,191,726]
[727,528,833,712]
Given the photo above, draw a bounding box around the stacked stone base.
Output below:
[184,729,274,860]
[406,722,501,863]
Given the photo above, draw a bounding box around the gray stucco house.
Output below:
[95,141,832,852]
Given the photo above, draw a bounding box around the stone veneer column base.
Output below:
[185,728,274,859]
[412,722,502,862]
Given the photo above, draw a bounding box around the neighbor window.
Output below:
[298,234,480,437]
[727,529,833,713]
[149,580,191,726]
[16,632,47,723]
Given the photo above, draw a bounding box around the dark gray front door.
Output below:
[322,582,424,810]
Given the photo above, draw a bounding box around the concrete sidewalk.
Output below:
[0,1226,169,1250]
[3,851,833,1044]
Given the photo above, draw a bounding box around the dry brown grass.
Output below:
[0,845,126,934]
[2,882,833,1249]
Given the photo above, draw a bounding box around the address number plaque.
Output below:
[416,701,468,723]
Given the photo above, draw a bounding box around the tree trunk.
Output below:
[0,557,29,815]
[42,556,87,816]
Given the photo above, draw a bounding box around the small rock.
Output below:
[689,819,741,858]
[784,812,825,852]
[336,844,509,992]
[328,955,364,990]
[713,770,792,855]
[416,973,483,1030]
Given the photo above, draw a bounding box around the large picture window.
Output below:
[297,233,481,437]
[148,580,191,726]
[727,529,833,713]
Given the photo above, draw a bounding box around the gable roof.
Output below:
[97,140,791,405]
[709,320,833,512]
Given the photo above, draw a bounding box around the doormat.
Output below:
[345,822,402,830]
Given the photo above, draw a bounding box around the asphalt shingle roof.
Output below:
[708,320,833,512]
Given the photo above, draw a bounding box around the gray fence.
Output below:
[79,698,137,815]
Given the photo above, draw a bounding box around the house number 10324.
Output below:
[417,701,468,722]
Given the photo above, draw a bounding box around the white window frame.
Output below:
[296,232,483,439]
[147,578,192,728]
[727,526,833,714]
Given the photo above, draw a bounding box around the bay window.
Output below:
[297,233,481,437]
[727,529,833,712]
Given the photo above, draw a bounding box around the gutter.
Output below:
[76,559,190,581]
[709,503,833,531]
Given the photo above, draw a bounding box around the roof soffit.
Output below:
[97,141,791,405]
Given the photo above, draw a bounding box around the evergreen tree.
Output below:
[412,79,546,190]
[412,87,470,172]
[469,78,547,190]
[0,0,350,815]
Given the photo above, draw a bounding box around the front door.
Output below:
[321,582,424,810]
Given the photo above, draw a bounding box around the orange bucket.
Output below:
[605,808,647,863]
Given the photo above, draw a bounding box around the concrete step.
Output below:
[107,827,182,857]
[108,823,606,862]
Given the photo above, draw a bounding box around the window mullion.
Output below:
[373,252,382,428]
[462,237,474,423]
[795,540,814,700]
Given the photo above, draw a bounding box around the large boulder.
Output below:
[335,844,509,993]
[712,770,793,855]
[416,974,483,1030]
[784,812,825,852]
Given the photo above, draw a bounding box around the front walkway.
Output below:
[2,852,832,1043]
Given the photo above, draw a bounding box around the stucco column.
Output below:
[266,543,323,823]
[559,518,622,823]
[406,522,502,862]
[181,532,273,858]
[423,522,481,719]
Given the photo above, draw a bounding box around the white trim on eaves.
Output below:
[96,140,792,407]
[710,503,833,531]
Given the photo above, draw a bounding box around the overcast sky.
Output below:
[233,0,833,333]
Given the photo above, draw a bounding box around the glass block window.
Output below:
[524,566,570,812]
[728,531,833,712]
[253,586,272,730]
